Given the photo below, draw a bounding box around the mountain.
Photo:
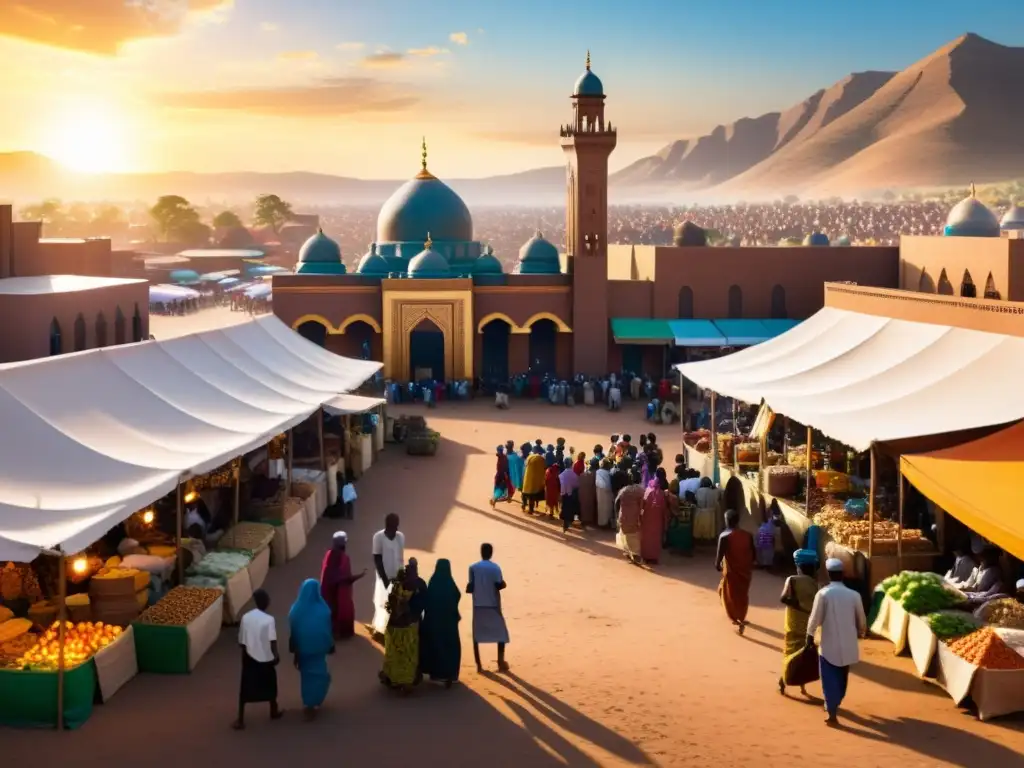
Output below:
[615,33,1024,199]
[1,34,1021,205]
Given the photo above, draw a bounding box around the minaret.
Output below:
[561,50,616,375]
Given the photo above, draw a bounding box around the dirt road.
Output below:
[10,402,1023,766]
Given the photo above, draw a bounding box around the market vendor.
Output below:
[961,548,1006,602]
[944,543,976,586]
[1015,579,1024,604]
[185,497,224,547]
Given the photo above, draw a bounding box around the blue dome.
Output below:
[574,52,604,96]
[834,235,851,246]
[357,244,390,276]
[296,261,346,275]
[473,245,503,275]
[516,231,561,275]
[1001,204,1024,231]
[407,236,451,278]
[298,229,342,263]
[944,188,1000,237]
[803,232,830,246]
[376,169,473,243]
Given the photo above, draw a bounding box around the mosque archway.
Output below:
[770,285,787,319]
[74,313,87,351]
[345,320,378,361]
[678,287,694,319]
[728,285,743,318]
[480,318,511,383]
[960,270,976,298]
[528,318,557,376]
[937,269,954,295]
[409,318,446,381]
[297,320,328,348]
[984,272,1000,300]
[49,318,62,356]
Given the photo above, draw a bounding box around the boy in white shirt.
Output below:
[233,589,282,729]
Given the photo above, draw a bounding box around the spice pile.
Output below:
[974,598,1024,630]
[136,586,222,626]
[945,627,1024,670]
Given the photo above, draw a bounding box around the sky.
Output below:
[0,0,1019,179]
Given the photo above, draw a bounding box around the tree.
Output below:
[150,195,205,243]
[212,210,243,229]
[252,193,293,233]
[89,204,126,237]
[19,199,67,235]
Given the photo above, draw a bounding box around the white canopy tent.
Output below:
[675,307,1024,452]
[0,315,382,560]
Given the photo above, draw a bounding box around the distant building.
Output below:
[272,54,1024,381]
[0,204,149,363]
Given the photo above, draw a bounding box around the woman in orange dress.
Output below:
[715,508,756,634]
[615,469,645,563]
[640,468,669,564]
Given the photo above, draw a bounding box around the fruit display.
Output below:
[11,621,123,671]
[945,627,1024,670]
[217,522,275,555]
[880,571,965,615]
[787,446,823,470]
[0,632,39,668]
[1,563,43,601]
[136,586,222,626]
[0,617,33,643]
[93,567,151,592]
[734,441,760,463]
[974,598,1024,630]
[267,433,287,460]
[925,611,979,638]
[0,605,13,623]
[192,459,239,490]
[813,506,931,554]
[716,433,736,463]
[682,429,710,449]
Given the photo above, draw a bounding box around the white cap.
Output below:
[1016,578,1024,590]
[825,558,844,572]
[333,531,347,541]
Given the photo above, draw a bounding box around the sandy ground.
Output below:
[8,401,1024,766]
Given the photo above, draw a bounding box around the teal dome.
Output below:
[407,235,451,278]
[357,243,390,276]
[803,232,830,246]
[473,245,503,275]
[944,187,1000,237]
[834,235,852,246]
[516,231,561,275]
[298,228,342,264]
[1001,204,1024,231]
[376,167,473,243]
[574,52,604,96]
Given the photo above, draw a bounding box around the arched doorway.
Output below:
[678,286,694,319]
[918,269,935,293]
[960,270,976,298]
[728,285,743,318]
[95,312,108,347]
[984,272,1000,300]
[346,320,376,361]
[770,285,787,318]
[74,313,87,351]
[131,303,143,341]
[49,318,62,356]
[114,307,126,344]
[409,318,445,381]
[297,320,327,348]
[480,319,511,382]
[528,319,557,375]
[937,269,954,295]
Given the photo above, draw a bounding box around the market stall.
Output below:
[132,586,224,674]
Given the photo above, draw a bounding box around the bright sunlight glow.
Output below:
[41,105,131,173]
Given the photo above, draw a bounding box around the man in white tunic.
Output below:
[370,513,405,639]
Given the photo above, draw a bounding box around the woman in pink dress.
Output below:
[320,532,367,639]
[640,468,669,564]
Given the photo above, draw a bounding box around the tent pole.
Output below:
[709,391,717,481]
[897,461,905,573]
[233,457,241,527]
[679,373,686,435]
[286,428,294,497]
[175,483,184,585]
[56,550,66,731]
[343,415,352,477]
[783,417,790,459]
[318,407,326,473]
[868,443,877,562]
[805,426,813,514]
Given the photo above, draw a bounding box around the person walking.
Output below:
[370,514,405,641]
[779,550,821,696]
[419,558,462,687]
[806,558,867,725]
[320,531,366,639]
[521,446,546,515]
[467,543,510,673]
[288,579,335,721]
[233,589,282,730]
[716,508,756,635]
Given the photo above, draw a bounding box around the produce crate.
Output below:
[869,593,910,655]
[933,640,1024,720]
[266,513,307,566]
[222,568,254,625]
[246,547,271,593]
[0,659,96,729]
[93,626,138,702]
[132,594,224,674]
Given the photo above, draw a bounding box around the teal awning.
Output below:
[712,319,797,346]
[668,319,726,347]
[611,318,673,344]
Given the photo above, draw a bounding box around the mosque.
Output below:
[272,55,1024,383]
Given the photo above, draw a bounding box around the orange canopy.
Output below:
[900,420,1024,560]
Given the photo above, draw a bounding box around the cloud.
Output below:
[449,31,469,45]
[360,51,406,69]
[260,22,279,32]
[0,0,233,55]
[159,77,420,117]
[277,50,319,61]
[336,41,365,51]
[407,46,449,57]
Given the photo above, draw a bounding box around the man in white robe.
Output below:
[370,513,405,638]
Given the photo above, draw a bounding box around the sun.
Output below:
[41,105,131,174]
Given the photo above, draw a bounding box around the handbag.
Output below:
[784,643,820,685]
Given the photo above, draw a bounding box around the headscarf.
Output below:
[289,578,334,657]
[793,549,818,567]
[425,558,461,621]
[496,445,505,455]
[321,532,349,592]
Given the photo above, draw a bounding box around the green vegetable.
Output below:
[886,571,963,615]
[926,612,977,638]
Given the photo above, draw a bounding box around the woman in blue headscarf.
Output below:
[779,550,820,696]
[289,578,335,720]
